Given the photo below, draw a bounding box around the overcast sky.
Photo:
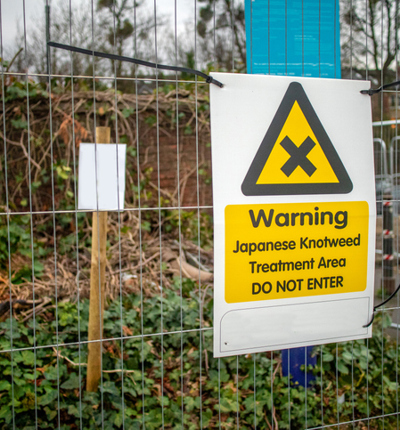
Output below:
[1,0,194,53]
[1,0,36,47]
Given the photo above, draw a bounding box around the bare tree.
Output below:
[341,0,400,83]
[96,0,161,78]
[11,0,165,83]
[196,0,246,72]
[12,2,105,78]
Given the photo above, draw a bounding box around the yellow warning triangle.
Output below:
[242,82,352,196]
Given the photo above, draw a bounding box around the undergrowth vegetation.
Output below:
[0,74,213,298]
[0,284,398,429]
[0,76,399,430]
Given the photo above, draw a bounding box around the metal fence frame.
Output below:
[1,1,400,429]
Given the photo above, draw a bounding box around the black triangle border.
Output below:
[241,82,353,196]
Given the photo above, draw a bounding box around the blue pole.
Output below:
[245,0,340,78]
[244,0,341,386]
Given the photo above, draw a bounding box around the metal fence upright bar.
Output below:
[45,1,62,427]
[21,1,39,428]
[67,1,84,427]
[0,2,16,429]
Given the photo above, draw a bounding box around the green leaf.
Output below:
[56,165,71,180]
[24,372,36,380]
[39,389,58,406]
[337,362,349,375]
[34,261,44,277]
[342,351,353,362]
[144,115,157,126]
[0,380,11,391]
[44,366,59,381]
[67,404,80,417]
[184,396,200,412]
[101,381,119,396]
[218,397,237,413]
[6,85,27,100]
[114,411,123,427]
[0,405,11,421]
[13,377,27,387]
[323,352,334,362]
[122,108,134,118]
[21,350,35,365]
[11,118,28,129]
[61,373,80,390]
[44,406,57,421]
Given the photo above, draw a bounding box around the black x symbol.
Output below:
[280,136,317,177]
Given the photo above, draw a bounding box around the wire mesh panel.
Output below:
[0,0,399,429]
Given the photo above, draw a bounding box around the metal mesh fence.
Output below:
[0,0,399,429]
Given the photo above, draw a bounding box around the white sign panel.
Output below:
[78,143,126,211]
[210,73,376,358]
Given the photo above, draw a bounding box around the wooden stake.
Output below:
[86,127,110,392]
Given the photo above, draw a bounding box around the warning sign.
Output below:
[225,201,368,303]
[242,82,353,196]
[210,73,376,357]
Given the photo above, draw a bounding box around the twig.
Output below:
[20,298,52,321]
[10,132,42,171]
[103,369,138,374]
[53,347,138,374]
[6,47,23,72]
[21,306,50,323]
[53,347,87,367]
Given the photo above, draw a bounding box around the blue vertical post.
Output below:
[244,0,341,386]
[245,0,341,78]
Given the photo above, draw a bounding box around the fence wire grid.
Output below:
[0,0,399,429]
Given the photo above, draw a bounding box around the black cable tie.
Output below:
[361,79,400,95]
[362,283,400,328]
[374,283,400,311]
[47,41,223,88]
[363,312,375,328]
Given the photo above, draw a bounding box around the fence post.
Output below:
[86,126,110,392]
[245,0,340,386]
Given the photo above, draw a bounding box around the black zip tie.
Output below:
[47,41,223,88]
[363,283,400,327]
[363,312,375,328]
[361,79,400,95]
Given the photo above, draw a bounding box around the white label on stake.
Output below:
[78,143,126,211]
